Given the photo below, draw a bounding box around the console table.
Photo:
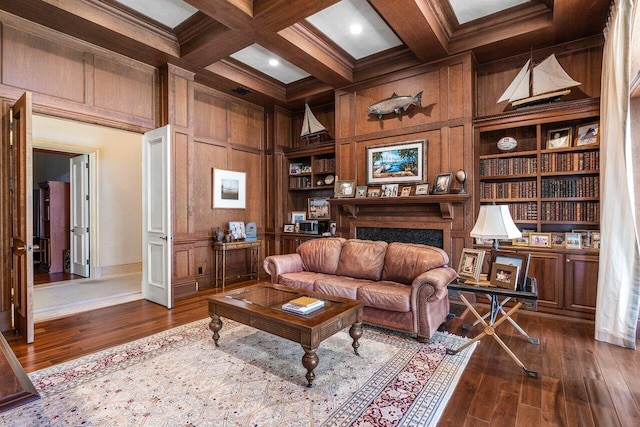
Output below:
[213,240,261,289]
[446,279,540,378]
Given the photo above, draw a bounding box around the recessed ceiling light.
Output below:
[268,58,279,67]
[349,23,363,35]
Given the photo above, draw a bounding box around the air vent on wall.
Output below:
[232,86,251,95]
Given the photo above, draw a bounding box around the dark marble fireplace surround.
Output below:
[355,227,444,249]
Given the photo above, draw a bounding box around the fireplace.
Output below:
[355,227,443,248]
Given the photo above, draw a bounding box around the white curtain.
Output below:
[595,0,640,349]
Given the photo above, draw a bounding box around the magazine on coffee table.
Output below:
[282,296,325,314]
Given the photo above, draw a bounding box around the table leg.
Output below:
[349,322,363,356]
[302,346,319,387]
[221,249,227,290]
[209,314,223,347]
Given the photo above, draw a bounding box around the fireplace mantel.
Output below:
[329,194,471,219]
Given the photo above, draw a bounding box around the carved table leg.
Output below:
[301,346,319,387]
[349,322,363,356]
[209,313,223,347]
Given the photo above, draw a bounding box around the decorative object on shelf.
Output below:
[329,221,337,235]
[457,248,486,282]
[335,180,356,198]
[291,211,306,223]
[565,232,582,249]
[432,172,453,194]
[497,136,518,151]
[400,186,412,197]
[575,122,599,146]
[324,174,335,185]
[489,263,519,290]
[529,232,552,248]
[415,183,430,195]
[455,169,467,194]
[228,221,246,240]
[355,186,367,198]
[547,127,572,149]
[214,226,224,243]
[245,222,257,241]
[366,140,426,184]
[300,103,328,142]
[289,163,303,175]
[283,224,295,233]
[497,53,581,109]
[307,197,330,220]
[381,184,398,197]
[213,169,246,209]
[470,204,522,251]
[367,91,423,119]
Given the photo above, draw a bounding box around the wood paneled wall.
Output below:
[333,53,476,264]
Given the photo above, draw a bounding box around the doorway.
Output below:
[33,149,88,286]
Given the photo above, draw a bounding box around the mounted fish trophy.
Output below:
[300,103,328,144]
[368,91,422,119]
[498,54,581,109]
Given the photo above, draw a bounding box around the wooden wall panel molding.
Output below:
[229,102,264,150]
[172,131,190,237]
[194,90,228,143]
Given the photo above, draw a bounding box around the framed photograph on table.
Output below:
[490,263,519,290]
[432,173,453,194]
[366,140,426,184]
[547,127,572,149]
[575,122,599,146]
[529,232,551,248]
[491,251,530,288]
[565,232,582,249]
[512,232,530,247]
[457,248,486,282]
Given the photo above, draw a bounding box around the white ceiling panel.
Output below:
[449,0,530,24]
[230,44,311,84]
[115,0,197,28]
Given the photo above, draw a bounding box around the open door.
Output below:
[142,125,172,308]
[70,154,90,277]
[10,92,34,343]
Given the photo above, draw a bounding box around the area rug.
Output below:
[2,318,476,426]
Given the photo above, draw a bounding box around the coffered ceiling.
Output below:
[0,0,611,109]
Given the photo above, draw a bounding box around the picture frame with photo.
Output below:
[575,122,599,146]
[565,232,582,249]
[529,232,552,248]
[289,163,303,175]
[572,229,592,248]
[400,186,413,197]
[415,183,430,195]
[491,251,530,288]
[291,211,306,223]
[512,232,530,247]
[212,168,246,209]
[457,248,486,282]
[335,180,356,198]
[551,232,566,247]
[367,187,381,197]
[307,197,330,220]
[432,172,453,194]
[366,139,426,184]
[381,184,399,197]
[228,221,246,240]
[547,127,572,149]
[283,224,295,233]
[591,232,601,249]
[355,186,367,198]
[490,263,519,290]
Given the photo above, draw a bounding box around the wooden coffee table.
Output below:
[207,283,364,387]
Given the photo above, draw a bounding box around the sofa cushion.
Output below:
[297,237,346,275]
[278,272,334,291]
[315,276,375,299]
[357,281,412,312]
[381,242,450,285]
[335,239,388,281]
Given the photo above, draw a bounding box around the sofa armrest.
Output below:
[263,253,305,283]
[411,266,457,341]
[410,266,457,301]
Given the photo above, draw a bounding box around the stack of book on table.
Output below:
[282,296,325,314]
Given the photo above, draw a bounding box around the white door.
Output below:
[10,92,34,343]
[70,154,90,277]
[142,125,172,308]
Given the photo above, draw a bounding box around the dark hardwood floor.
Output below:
[33,268,82,286]
[4,282,640,426]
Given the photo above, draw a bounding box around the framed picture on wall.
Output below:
[365,140,426,184]
[212,169,246,209]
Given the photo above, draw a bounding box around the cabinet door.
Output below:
[527,252,564,311]
[564,254,599,314]
[282,235,301,254]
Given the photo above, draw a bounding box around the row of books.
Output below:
[480,181,537,199]
[313,158,336,173]
[540,151,599,172]
[281,296,325,314]
[480,157,537,176]
[289,176,312,189]
[507,203,538,221]
[540,176,600,198]
[540,201,600,222]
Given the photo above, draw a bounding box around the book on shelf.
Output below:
[282,296,325,314]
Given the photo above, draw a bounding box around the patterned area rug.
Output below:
[3,319,475,426]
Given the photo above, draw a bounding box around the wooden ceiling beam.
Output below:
[551,0,610,44]
[183,0,254,29]
[368,0,448,63]
[206,59,287,102]
[179,23,254,67]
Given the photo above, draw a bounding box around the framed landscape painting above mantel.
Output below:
[366,140,426,184]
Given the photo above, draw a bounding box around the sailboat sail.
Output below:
[300,104,327,138]
[497,54,581,107]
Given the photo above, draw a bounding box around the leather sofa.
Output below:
[263,237,457,341]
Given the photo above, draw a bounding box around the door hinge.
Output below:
[86,259,90,265]
[85,194,89,201]
[85,163,89,168]
[86,227,89,232]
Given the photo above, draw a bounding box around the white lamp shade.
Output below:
[470,205,522,240]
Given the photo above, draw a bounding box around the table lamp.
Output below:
[470,204,522,251]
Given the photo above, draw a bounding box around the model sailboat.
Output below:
[498,54,581,109]
[300,103,327,141]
